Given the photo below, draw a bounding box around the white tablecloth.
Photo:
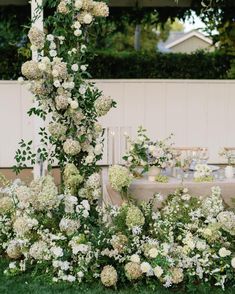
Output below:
[103,170,235,208]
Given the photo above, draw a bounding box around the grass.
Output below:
[0,259,234,294]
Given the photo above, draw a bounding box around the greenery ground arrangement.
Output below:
[0,260,234,294]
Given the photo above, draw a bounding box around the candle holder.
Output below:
[107,127,119,166]
[120,126,132,164]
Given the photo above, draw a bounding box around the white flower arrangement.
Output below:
[194,164,213,182]
[219,148,235,165]
[123,127,175,174]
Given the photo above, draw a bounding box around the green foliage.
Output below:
[89,50,233,79]
[0,257,233,294]
[155,175,169,183]
[228,60,235,78]
[0,6,30,80]
[13,140,36,174]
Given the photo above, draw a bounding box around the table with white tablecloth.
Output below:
[103,171,235,209]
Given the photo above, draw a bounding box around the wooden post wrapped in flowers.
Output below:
[15,0,115,198]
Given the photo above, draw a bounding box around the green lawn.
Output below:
[0,259,234,294]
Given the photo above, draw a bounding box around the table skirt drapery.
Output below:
[103,172,235,209]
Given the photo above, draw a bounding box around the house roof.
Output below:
[165,29,213,49]
[157,29,213,52]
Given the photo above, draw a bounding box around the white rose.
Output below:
[82,210,89,218]
[70,100,78,109]
[130,254,140,264]
[77,271,84,278]
[83,13,93,24]
[140,262,151,273]
[149,247,158,259]
[94,144,103,155]
[79,85,86,95]
[80,44,86,53]
[80,65,87,71]
[53,80,60,88]
[71,64,79,71]
[231,257,235,268]
[49,42,56,49]
[74,29,82,36]
[73,21,81,29]
[9,262,17,269]
[51,246,63,258]
[85,154,94,164]
[128,156,133,162]
[67,275,76,282]
[81,200,90,211]
[69,82,75,89]
[47,34,54,41]
[74,0,83,9]
[219,247,231,257]
[49,50,57,57]
[153,266,163,278]
[58,36,65,44]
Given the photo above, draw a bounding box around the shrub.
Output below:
[89,50,234,79]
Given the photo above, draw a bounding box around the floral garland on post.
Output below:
[16,0,115,199]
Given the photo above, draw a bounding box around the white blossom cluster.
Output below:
[194,164,213,182]
[94,95,113,117]
[108,165,133,192]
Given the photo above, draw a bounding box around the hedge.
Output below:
[0,49,233,80]
[89,50,233,79]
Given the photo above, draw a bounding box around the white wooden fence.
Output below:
[0,79,235,167]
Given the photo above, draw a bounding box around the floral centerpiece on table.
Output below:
[123,127,175,177]
[194,164,213,182]
[219,148,235,166]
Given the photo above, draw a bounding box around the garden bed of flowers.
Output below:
[0,173,235,291]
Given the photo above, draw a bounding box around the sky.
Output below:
[182,11,207,32]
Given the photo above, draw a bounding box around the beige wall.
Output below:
[0,79,235,167]
[170,36,214,53]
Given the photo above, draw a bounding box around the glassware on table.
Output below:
[218,168,225,181]
[120,126,132,165]
[199,148,209,164]
[181,153,193,179]
[190,150,199,169]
